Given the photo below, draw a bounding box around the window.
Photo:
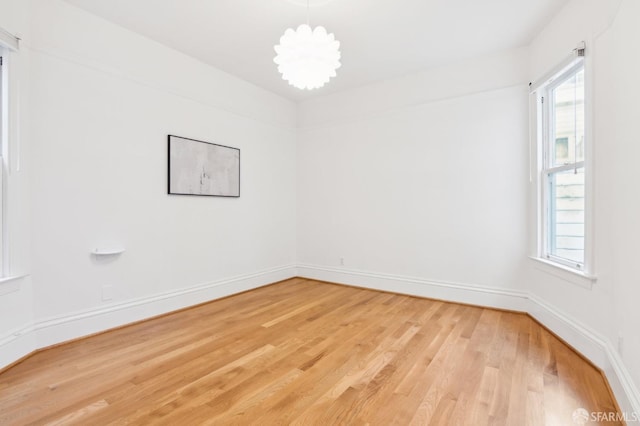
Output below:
[543,64,585,269]
[533,46,589,272]
[0,48,6,274]
[0,28,19,280]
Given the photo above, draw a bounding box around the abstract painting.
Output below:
[168,135,240,197]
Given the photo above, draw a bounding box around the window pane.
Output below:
[548,167,585,264]
[551,69,584,166]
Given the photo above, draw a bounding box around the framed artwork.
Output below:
[168,135,240,197]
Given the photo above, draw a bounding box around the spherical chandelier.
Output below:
[273,22,341,90]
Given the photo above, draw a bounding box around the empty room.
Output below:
[0,0,639,424]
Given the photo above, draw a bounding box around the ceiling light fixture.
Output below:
[273,0,341,90]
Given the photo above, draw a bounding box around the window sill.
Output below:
[0,274,28,296]
[528,257,596,290]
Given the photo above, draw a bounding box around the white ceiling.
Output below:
[63,0,568,102]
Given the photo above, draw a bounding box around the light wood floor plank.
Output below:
[0,278,622,425]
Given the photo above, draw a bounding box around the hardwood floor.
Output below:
[0,278,621,425]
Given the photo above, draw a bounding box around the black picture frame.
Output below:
[167,135,240,197]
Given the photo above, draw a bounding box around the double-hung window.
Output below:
[533,43,589,273]
[0,46,8,275]
[0,28,20,279]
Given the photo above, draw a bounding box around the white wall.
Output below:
[602,0,640,401]
[1,0,638,415]
[296,3,640,411]
[0,0,298,360]
[297,49,530,297]
[526,0,640,410]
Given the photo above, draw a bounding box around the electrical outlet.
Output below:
[102,285,114,302]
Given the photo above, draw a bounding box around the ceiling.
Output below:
[63,0,568,102]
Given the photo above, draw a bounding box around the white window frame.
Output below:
[530,42,596,284]
[0,46,7,277]
[0,28,21,284]
[540,61,585,270]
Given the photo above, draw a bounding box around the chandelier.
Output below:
[273,14,341,90]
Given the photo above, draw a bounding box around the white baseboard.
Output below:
[2,262,638,418]
[0,264,297,368]
[297,264,531,312]
[526,293,640,417]
[604,341,640,420]
[297,263,640,417]
[0,323,37,370]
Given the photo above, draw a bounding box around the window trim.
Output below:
[529,256,596,289]
[530,43,595,282]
